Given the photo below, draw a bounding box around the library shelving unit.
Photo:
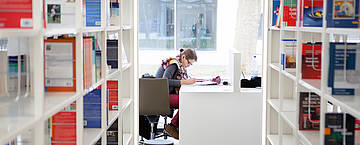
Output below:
[0,0,138,145]
[264,0,360,145]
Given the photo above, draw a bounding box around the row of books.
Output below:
[44,36,101,91]
[0,36,125,95]
[0,37,30,98]
[299,92,360,145]
[281,41,360,96]
[281,39,322,79]
[50,81,119,145]
[272,0,360,28]
[0,0,121,29]
[44,36,126,92]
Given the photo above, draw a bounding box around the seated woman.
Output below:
[155,48,197,139]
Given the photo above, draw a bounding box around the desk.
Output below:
[179,85,262,145]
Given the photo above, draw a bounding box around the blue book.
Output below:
[83,88,109,128]
[86,0,101,27]
[328,42,360,95]
[302,0,323,27]
[272,0,281,26]
[84,89,101,128]
[326,0,360,28]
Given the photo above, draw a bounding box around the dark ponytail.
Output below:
[179,48,197,61]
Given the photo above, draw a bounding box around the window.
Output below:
[139,0,217,51]
[176,0,217,51]
[139,0,174,51]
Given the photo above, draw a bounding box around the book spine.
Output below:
[84,89,102,128]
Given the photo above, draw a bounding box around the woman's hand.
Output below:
[181,78,196,85]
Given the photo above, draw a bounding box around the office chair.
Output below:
[139,78,174,145]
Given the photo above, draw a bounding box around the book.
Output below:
[84,89,101,128]
[283,0,297,27]
[51,103,76,145]
[325,113,355,145]
[301,0,323,27]
[281,39,297,70]
[7,55,27,96]
[356,119,360,130]
[107,80,118,110]
[44,38,76,92]
[45,0,76,29]
[326,0,360,28]
[107,40,118,69]
[0,0,33,29]
[109,2,120,26]
[83,88,109,128]
[302,42,322,79]
[328,42,360,95]
[272,0,281,26]
[0,38,29,97]
[83,37,93,89]
[95,50,102,82]
[85,0,101,27]
[299,92,321,130]
[0,52,7,96]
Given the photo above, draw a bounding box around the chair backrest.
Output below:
[139,78,170,116]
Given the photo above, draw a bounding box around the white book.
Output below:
[46,0,76,29]
[44,42,74,87]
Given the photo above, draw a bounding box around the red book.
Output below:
[52,143,76,145]
[107,80,118,89]
[356,119,360,130]
[52,112,76,124]
[283,5,297,27]
[108,90,118,98]
[108,102,118,110]
[0,0,33,28]
[302,43,322,79]
[51,124,76,142]
[107,80,118,110]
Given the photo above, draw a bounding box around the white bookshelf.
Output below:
[0,0,137,144]
[264,0,360,145]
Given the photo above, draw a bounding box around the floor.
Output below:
[139,112,179,145]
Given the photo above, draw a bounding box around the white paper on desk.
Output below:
[194,81,217,86]
[45,42,73,87]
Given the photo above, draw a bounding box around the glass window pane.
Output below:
[176,0,217,51]
[139,0,174,51]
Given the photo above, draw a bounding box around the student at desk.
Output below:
[155,48,197,140]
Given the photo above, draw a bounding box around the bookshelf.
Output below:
[0,0,137,144]
[264,0,360,145]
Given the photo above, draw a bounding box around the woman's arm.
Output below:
[163,64,196,86]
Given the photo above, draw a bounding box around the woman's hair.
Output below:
[179,48,197,61]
